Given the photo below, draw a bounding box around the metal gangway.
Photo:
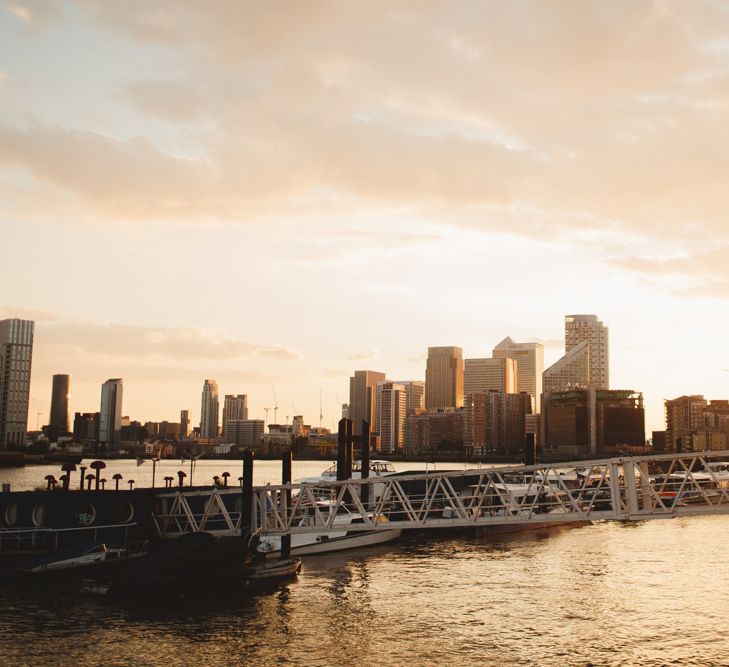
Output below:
[151,450,729,538]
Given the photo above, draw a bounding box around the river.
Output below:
[0,459,726,666]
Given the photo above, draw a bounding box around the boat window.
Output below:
[32,503,47,528]
[3,502,18,527]
[115,501,135,524]
[76,503,96,526]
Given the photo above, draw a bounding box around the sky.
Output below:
[2,1,729,434]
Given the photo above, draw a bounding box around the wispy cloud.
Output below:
[38,321,300,362]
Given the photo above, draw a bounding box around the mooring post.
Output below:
[361,420,371,508]
[281,448,292,560]
[345,418,353,480]
[337,419,347,481]
[241,449,254,539]
[524,433,536,466]
[79,466,87,491]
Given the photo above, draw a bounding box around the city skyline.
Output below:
[3,309,727,436]
[4,4,729,434]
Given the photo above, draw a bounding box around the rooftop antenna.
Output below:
[264,407,270,428]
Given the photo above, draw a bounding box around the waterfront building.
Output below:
[222,394,248,436]
[392,380,425,416]
[493,337,544,412]
[564,314,609,389]
[99,378,123,450]
[542,340,589,393]
[180,409,190,439]
[48,373,71,441]
[349,370,386,435]
[463,391,532,456]
[200,379,220,439]
[405,408,465,455]
[73,412,99,442]
[425,346,464,409]
[225,419,264,450]
[542,388,644,458]
[377,382,407,453]
[664,395,707,452]
[464,357,517,395]
[0,318,34,449]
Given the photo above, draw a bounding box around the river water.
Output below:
[0,460,727,666]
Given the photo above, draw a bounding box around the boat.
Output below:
[242,557,301,588]
[257,500,402,557]
[296,460,397,502]
[443,479,590,534]
[18,540,148,578]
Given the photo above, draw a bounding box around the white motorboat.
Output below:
[296,460,397,502]
[257,501,401,557]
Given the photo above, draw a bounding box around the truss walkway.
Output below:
[151,450,729,538]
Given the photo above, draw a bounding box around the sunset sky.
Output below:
[2,1,729,434]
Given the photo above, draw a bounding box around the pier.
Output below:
[149,449,729,538]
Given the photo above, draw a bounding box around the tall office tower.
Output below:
[493,337,544,412]
[200,379,220,438]
[48,374,70,440]
[565,314,609,389]
[463,357,517,395]
[665,395,708,453]
[0,318,34,449]
[99,378,123,449]
[377,382,407,453]
[393,380,426,416]
[222,394,248,435]
[425,346,464,409]
[180,409,190,439]
[542,341,589,393]
[349,370,386,435]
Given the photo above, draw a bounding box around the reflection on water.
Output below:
[1,516,728,665]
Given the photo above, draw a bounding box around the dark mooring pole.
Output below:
[361,420,371,508]
[281,448,292,560]
[337,419,347,482]
[344,418,353,480]
[241,449,254,540]
[524,433,536,467]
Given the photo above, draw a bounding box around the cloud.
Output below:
[0,305,62,321]
[610,247,729,296]
[347,348,380,362]
[531,338,564,351]
[37,321,300,362]
[3,1,58,28]
[5,1,729,273]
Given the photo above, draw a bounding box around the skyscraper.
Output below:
[392,380,426,416]
[493,337,544,411]
[200,379,220,438]
[99,378,123,449]
[48,374,71,440]
[464,357,517,395]
[0,318,34,449]
[222,394,248,436]
[180,409,190,439]
[565,314,609,389]
[425,346,464,409]
[542,341,589,393]
[349,370,386,435]
[377,382,407,453]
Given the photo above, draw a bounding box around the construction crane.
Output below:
[319,389,323,429]
[272,385,279,425]
[264,407,270,427]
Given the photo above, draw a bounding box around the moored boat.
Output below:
[257,500,402,557]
